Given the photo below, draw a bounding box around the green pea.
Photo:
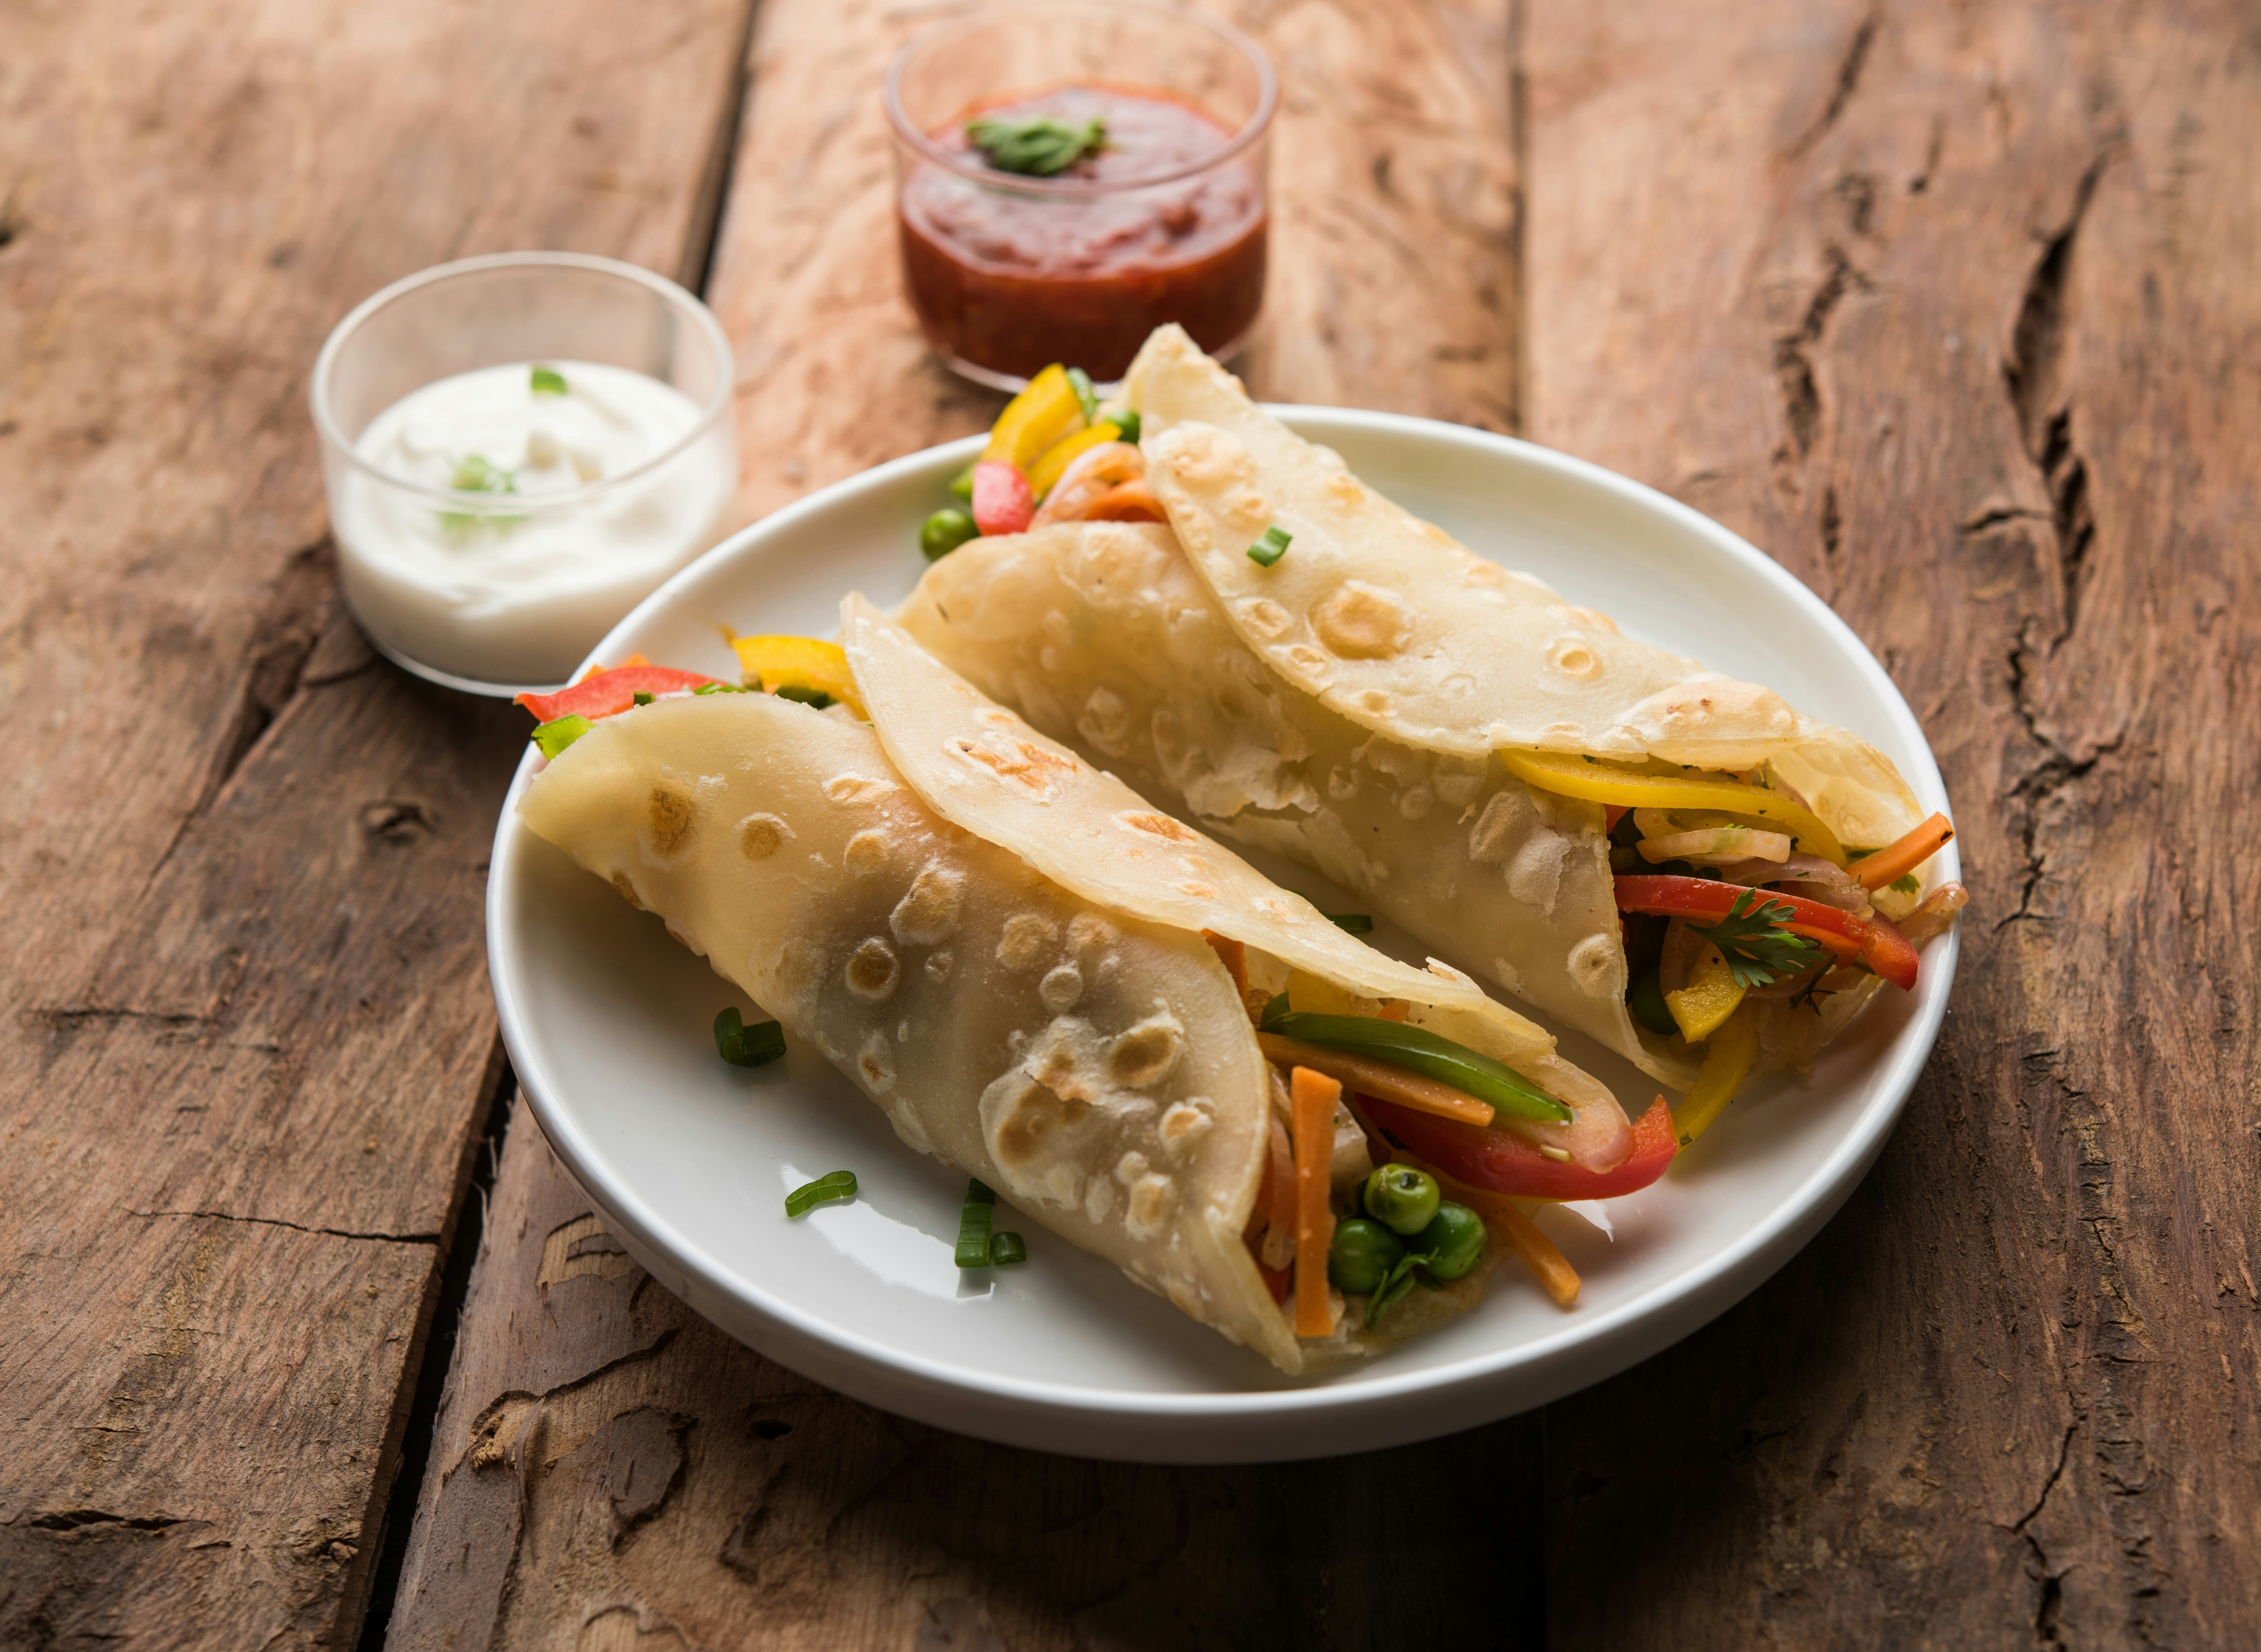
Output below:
[1327,1217,1406,1297]
[1628,968,1678,1036]
[1414,1202,1488,1282]
[1362,1163,1440,1236]
[1113,409,1142,445]
[920,508,979,562]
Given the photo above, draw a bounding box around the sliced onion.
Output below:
[1638,826,1791,865]
[1761,851,1872,913]
[1901,880,1970,942]
[1658,918,1705,996]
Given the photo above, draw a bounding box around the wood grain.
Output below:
[1525,0,2261,1643]
[391,0,1528,1643]
[0,1,750,1644]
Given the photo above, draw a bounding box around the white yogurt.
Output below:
[331,360,736,688]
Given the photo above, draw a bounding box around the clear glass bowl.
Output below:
[886,0,1277,390]
[311,253,739,696]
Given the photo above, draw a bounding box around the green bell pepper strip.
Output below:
[1258,1009,1571,1123]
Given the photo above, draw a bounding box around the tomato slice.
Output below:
[1613,874,1919,991]
[1363,1093,1678,1201]
[516,665,723,724]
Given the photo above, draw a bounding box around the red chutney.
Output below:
[899,84,1267,383]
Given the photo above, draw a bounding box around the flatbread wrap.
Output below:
[513,603,1640,1375]
[898,326,1965,1124]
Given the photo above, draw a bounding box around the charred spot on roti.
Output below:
[947,734,1077,795]
[843,828,890,876]
[644,786,697,858]
[1465,560,1504,586]
[1399,783,1434,821]
[1241,598,1293,639]
[926,950,954,982]
[985,1074,1091,1190]
[1569,934,1621,997]
[857,1031,896,1093]
[1469,789,1535,866]
[890,864,965,944]
[1548,636,1601,680]
[822,773,895,805]
[1359,689,1393,716]
[1624,677,1798,745]
[1323,471,1365,506]
[1177,881,1219,899]
[997,913,1059,970]
[1083,1176,1116,1222]
[1285,644,1331,675]
[1040,962,1085,1011]
[845,936,900,1001]
[1222,487,1271,534]
[1154,422,1253,490]
[1108,1012,1185,1088]
[1117,809,1200,845]
[1159,1098,1214,1151]
[1125,1173,1174,1241]
[610,871,646,911]
[1312,581,1409,660]
[738,812,791,860]
[1066,913,1118,954]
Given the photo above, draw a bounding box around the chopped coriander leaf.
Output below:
[1113,409,1142,445]
[967,113,1107,177]
[632,691,654,706]
[531,714,591,759]
[1889,872,1921,895]
[772,685,833,710]
[785,1170,857,1218]
[1247,524,1292,567]
[450,453,516,494]
[714,1006,787,1067]
[1325,913,1375,934]
[1688,888,1822,989]
[990,1231,1028,1265]
[1066,367,1100,424]
[530,365,569,396]
[955,1178,998,1267]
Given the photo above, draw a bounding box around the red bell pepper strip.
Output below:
[1614,874,1920,991]
[1361,1093,1678,1202]
[971,460,1035,535]
[516,665,722,724]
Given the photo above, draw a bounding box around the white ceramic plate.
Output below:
[487,410,1959,1464]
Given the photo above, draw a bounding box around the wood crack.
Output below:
[1789,8,1881,161]
[127,1208,441,1246]
[1772,244,1873,486]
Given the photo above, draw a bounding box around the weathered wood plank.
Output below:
[392,0,1526,1641]
[0,2,751,1644]
[1525,0,2261,1643]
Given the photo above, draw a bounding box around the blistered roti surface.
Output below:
[1123,324,1922,849]
[516,691,1300,1372]
[897,522,1698,1089]
[842,596,1623,1143]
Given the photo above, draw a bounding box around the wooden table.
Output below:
[6,1,2254,1645]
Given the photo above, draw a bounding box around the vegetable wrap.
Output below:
[517,603,1630,1373]
[899,326,1959,1092]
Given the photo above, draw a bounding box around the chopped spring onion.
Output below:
[1066,366,1100,424]
[714,1006,787,1067]
[772,685,834,710]
[692,682,747,695]
[531,713,591,759]
[530,365,569,396]
[990,1230,1028,1265]
[955,1178,998,1267]
[1113,409,1142,445]
[785,1170,857,1218]
[1259,1007,1571,1123]
[1325,913,1374,934]
[1246,524,1292,567]
[631,691,655,707]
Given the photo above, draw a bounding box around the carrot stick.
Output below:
[1849,812,1955,890]
[1258,1034,1494,1128]
[1083,479,1165,522]
[1377,999,1411,1023]
[1289,1066,1342,1337]
[1202,929,1248,999]
[1389,1148,1581,1308]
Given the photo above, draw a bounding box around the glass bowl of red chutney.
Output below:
[886,0,1276,390]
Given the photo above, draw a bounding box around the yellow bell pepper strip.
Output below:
[1671,1005,1761,1147]
[729,634,866,717]
[1500,749,1848,866]
[1616,875,1919,990]
[1665,947,1747,1041]
[1848,811,1956,890]
[1026,421,1122,497]
[970,461,1035,535]
[982,363,1086,469]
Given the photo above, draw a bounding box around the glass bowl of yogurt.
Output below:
[312,253,739,695]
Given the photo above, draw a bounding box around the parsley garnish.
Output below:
[1690,888,1821,988]
[1889,872,1920,895]
[967,113,1106,177]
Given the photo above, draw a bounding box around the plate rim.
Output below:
[485,407,1960,1455]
